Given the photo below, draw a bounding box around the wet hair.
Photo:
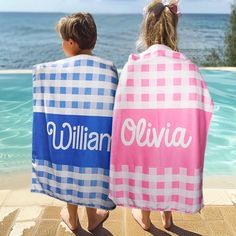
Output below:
[56,13,97,50]
[137,0,179,51]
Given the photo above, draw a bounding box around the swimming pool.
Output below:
[0,70,235,175]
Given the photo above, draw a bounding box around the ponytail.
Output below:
[137,0,179,51]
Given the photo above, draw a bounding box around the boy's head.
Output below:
[56,13,97,56]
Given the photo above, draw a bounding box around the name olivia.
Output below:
[121,118,192,148]
[47,122,111,152]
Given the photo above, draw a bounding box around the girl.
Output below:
[109,0,213,231]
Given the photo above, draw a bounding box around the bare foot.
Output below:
[132,209,151,231]
[160,211,173,229]
[60,207,79,231]
[87,210,109,231]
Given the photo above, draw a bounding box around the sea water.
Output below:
[0,13,229,69]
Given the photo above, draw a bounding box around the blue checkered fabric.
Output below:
[33,55,118,117]
[32,160,114,209]
[31,55,118,210]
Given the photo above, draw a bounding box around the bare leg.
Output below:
[86,207,109,231]
[160,211,173,229]
[132,208,151,231]
[60,203,79,231]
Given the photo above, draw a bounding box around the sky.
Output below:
[0,0,233,14]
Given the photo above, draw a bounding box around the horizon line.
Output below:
[0,11,231,15]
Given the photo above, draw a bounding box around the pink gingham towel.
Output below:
[109,44,214,213]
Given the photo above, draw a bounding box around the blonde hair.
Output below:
[56,13,97,50]
[137,0,179,51]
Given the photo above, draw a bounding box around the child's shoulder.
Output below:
[87,55,116,67]
[34,55,117,71]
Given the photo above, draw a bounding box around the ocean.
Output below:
[0,12,229,69]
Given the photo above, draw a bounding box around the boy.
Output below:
[32,13,118,232]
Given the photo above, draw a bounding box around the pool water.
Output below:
[201,70,236,175]
[0,70,235,175]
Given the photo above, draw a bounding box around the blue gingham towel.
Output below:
[31,55,118,210]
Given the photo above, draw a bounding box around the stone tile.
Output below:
[15,207,42,222]
[41,206,62,220]
[4,190,54,206]
[52,198,65,207]
[0,190,10,206]
[191,221,213,235]
[203,189,233,205]
[81,208,89,222]
[173,220,212,236]
[103,221,123,236]
[109,207,123,222]
[34,220,60,236]
[1,204,236,236]
[0,208,19,236]
[219,206,236,218]
[126,220,146,236]
[224,217,236,236]
[201,206,223,220]
[9,221,36,236]
[22,226,37,236]
[56,222,77,236]
[78,206,85,219]
[125,209,145,236]
[208,220,233,236]
[182,212,202,221]
[146,221,175,236]
[125,208,134,222]
[220,207,236,235]
[150,211,162,222]
[79,220,88,231]
[172,211,183,221]
[0,207,18,221]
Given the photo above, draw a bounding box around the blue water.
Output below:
[0,13,229,69]
[0,70,235,175]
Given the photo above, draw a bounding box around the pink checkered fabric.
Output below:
[109,44,214,213]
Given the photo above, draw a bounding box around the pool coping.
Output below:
[0,70,32,74]
[0,67,236,74]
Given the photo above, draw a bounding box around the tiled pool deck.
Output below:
[0,185,236,236]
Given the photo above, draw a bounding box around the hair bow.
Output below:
[168,4,178,14]
[152,2,179,19]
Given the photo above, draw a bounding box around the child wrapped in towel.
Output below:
[31,13,118,232]
[109,0,214,231]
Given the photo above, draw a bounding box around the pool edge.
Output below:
[0,67,236,74]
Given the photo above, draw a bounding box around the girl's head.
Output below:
[137,0,179,51]
[56,13,97,56]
